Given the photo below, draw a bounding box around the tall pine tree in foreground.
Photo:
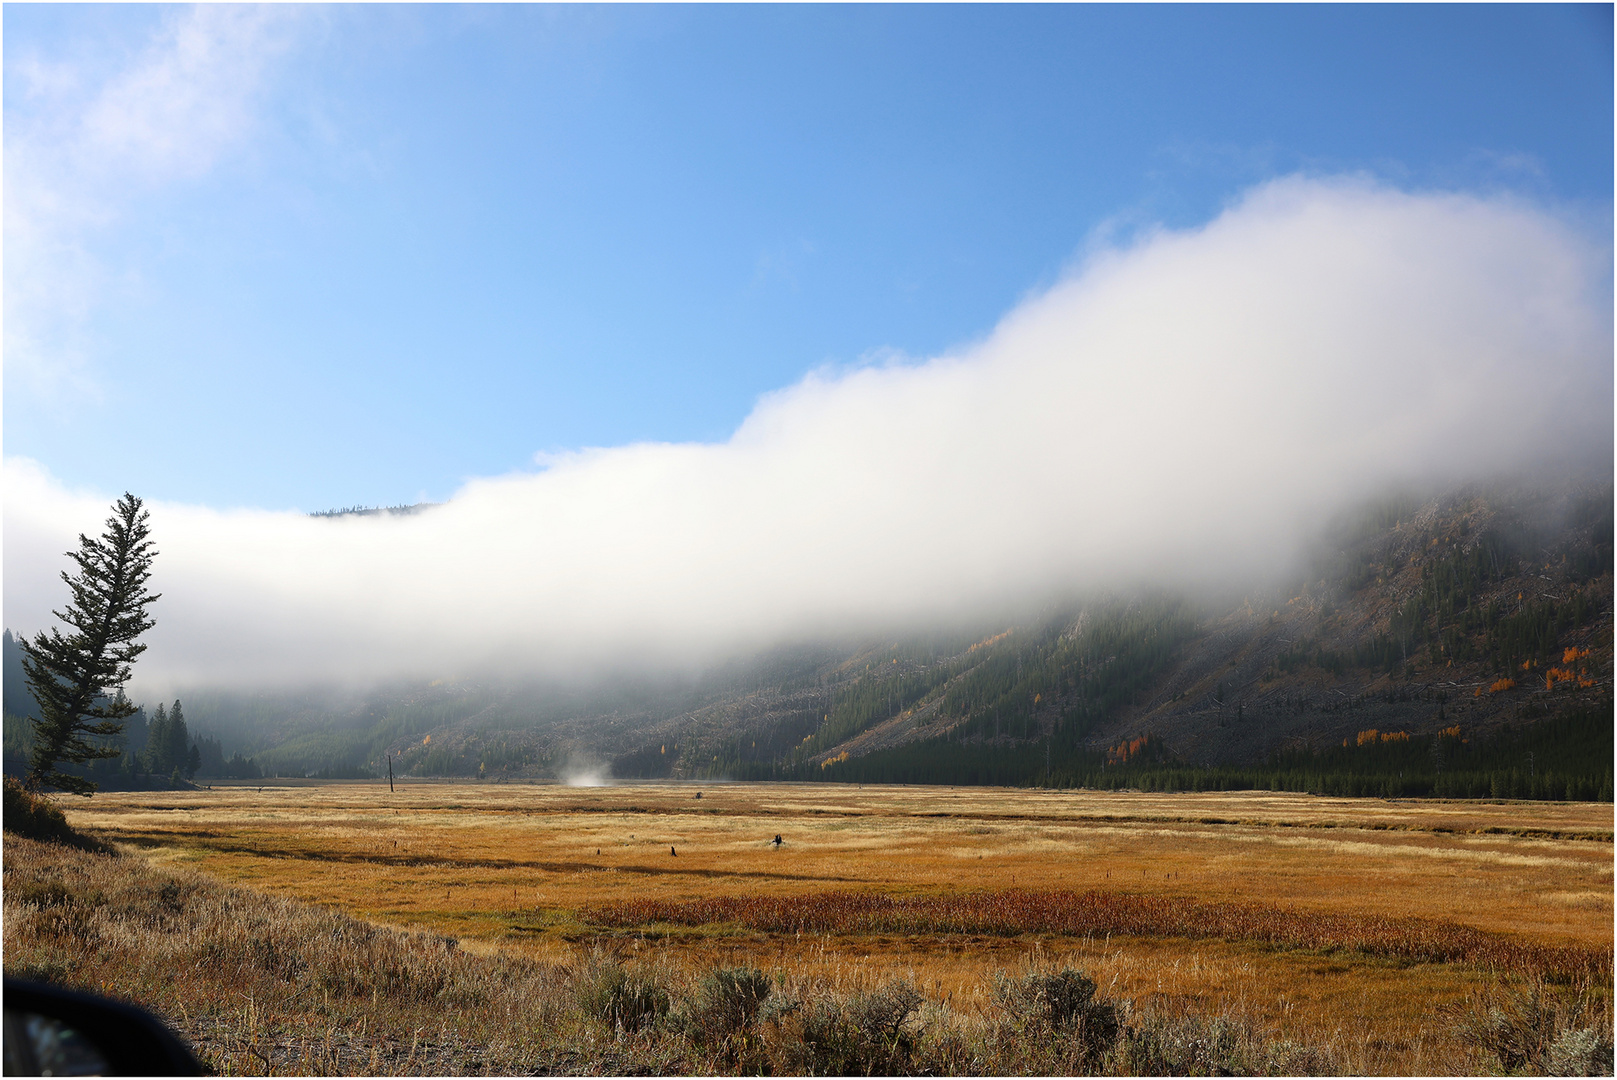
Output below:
[21,493,159,795]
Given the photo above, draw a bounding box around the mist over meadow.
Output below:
[6,176,1611,697]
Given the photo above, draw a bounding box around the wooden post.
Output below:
[388,754,394,793]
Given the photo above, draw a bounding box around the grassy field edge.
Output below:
[5,827,1613,1076]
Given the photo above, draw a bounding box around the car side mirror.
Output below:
[3,979,203,1076]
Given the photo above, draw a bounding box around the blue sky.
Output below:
[5,3,1613,512]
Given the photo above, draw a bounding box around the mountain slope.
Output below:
[698,479,1612,786]
[13,479,1605,794]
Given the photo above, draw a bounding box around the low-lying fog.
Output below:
[6,177,1611,698]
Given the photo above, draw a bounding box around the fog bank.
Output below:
[6,178,1611,694]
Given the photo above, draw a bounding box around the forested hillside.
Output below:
[6,479,1610,798]
[714,480,1612,798]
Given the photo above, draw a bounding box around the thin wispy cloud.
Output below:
[5,5,306,402]
[6,178,1610,695]
[83,7,298,179]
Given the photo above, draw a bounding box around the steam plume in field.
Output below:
[5,178,1610,693]
[561,759,613,788]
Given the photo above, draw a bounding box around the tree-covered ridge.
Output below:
[693,600,1198,777]
[785,703,1612,803]
[1278,503,1606,679]
[938,600,1199,745]
[689,483,1612,797]
[307,502,442,519]
[6,480,1607,796]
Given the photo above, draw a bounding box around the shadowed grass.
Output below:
[3,778,117,854]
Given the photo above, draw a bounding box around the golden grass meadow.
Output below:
[5,779,1605,1074]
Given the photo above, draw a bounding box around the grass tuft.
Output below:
[575,951,672,1033]
[1110,1006,1339,1076]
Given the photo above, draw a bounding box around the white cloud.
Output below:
[5,5,306,401]
[5,178,1610,694]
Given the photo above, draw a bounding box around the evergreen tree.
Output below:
[21,494,159,796]
[142,703,170,774]
[143,701,193,778]
[191,733,226,778]
[167,700,191,777]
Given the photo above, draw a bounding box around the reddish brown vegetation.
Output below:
[583,889,1611,981]
[1106,736,1152,764]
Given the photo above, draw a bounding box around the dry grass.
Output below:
[2,834,576,1075]
[7,832,1384,1076]
[26,781,1615,1074]
[583,889,1609,980]
[65,782,1613,952]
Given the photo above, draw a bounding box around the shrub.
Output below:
[575,955,670,1033]
[763,980,924,1075]
[1547,1026,1616,1077]
[989,968,1122,1072]
[685,966,773,1045]
[1451,978,1614,1076]
[994,967,1119,1035]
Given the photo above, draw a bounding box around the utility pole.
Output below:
[388,754,395,793]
